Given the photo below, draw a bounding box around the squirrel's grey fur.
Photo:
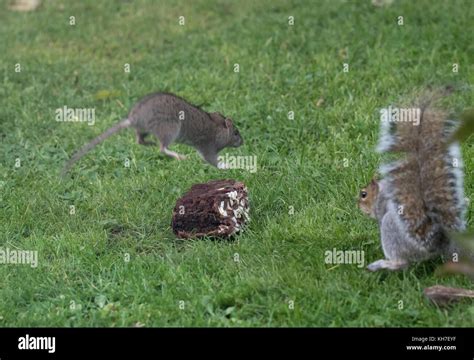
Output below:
[359,90,466,271]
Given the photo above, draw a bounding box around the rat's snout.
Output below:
[230,128,243,147]
[233,136,243,147]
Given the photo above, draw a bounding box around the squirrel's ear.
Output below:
[225,118,233,128]
[370,178,379,187]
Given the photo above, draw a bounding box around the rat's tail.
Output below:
[61,118,132,177]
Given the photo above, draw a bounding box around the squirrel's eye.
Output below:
[360,191,367,199]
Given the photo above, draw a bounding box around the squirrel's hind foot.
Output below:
[367,259,409,272]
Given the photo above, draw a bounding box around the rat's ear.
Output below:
[224,118,233,128]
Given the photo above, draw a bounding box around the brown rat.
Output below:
[61,92,243,175]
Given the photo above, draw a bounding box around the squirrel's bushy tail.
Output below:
[377,90,466,242]
[61,118,132,177]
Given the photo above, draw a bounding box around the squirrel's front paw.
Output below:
[367,259,408,272]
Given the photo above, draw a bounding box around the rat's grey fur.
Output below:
[62,92,243,175]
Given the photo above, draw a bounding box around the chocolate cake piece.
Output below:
[172,179,249,239]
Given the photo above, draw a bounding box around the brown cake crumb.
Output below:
[171,179,250,239]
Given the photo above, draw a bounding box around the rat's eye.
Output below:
[360,191,367,199]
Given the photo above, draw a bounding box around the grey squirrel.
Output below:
[61,92,243,175]
[358,90,467,271]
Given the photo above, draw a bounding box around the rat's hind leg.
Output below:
[136,131,156,146]
[160,145,187,161]
[153,129,187,161]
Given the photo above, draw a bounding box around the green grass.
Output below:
[0,0,473,327]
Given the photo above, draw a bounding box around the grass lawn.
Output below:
[0,0,473,327]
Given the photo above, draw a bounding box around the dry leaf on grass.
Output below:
[424,285,474,307]
[9,0,41,12]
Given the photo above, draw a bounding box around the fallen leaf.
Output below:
[338,47,348,59]
[95,90,122,101]
[424,285,474,306]
[9,0,41,11]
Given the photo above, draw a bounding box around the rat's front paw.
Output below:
[367,259,408,272]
